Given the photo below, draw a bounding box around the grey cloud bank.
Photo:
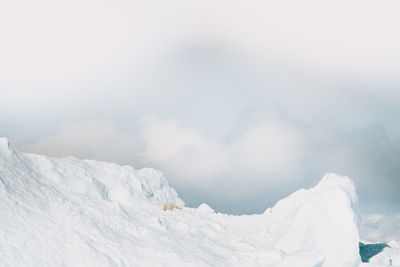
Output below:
[1,0,399,222]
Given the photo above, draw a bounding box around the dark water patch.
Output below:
[359,242,389,262]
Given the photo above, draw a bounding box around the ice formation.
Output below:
[0,137,396,266]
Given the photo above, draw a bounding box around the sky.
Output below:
[1,0,400,219]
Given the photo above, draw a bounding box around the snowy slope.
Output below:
[0,137,392,266]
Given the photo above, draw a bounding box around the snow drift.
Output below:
[0,137,364,266]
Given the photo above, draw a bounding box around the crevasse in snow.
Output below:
[0,137,372,266]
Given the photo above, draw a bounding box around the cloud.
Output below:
[140,116,306,187]
[140,116,229,184]
[12,121,144,166]
[229,121,303,176]
[305,122,400,200]
[11,115,305,190]
[360,213,400,242]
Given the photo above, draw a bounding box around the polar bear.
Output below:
[162,202,182,211]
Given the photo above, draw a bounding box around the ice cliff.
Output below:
[0,137,372,266]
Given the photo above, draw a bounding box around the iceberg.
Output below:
[0,137,377,266]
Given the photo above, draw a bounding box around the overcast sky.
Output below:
[1,0,400,216]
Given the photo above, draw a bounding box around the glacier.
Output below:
[0,137,397,266]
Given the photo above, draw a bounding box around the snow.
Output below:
[0,137,397,266]
[367,241,400,266]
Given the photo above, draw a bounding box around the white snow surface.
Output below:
[368,241,400,266]
[0,136,386,266]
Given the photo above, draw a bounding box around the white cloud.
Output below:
[140,116,229,183]
[229,121,303,176]
[12,121,143,165]
[360,213,400,243]
[12,116,306,189]
[139,116,305,186]
[140,116,222,163]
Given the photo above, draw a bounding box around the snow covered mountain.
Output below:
[0,137,396,266]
